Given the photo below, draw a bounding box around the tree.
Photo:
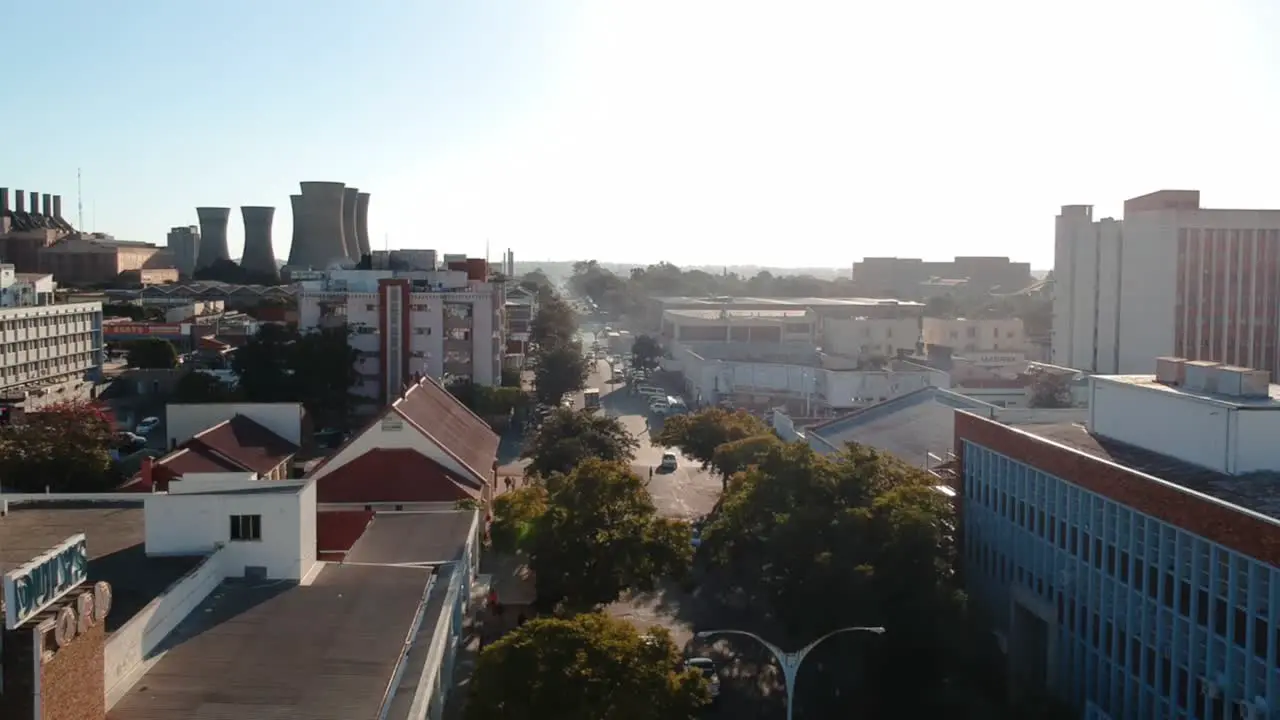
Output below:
[489,485,548,554]
[652,408,770,489]
[710,432,782,480]
[531,342,591,406]
[701,441,965,717]
[1028,370,1073,408]
[465,613,708,720]
[290,327,359,429]
[522,408,638,479]
[0,402,118,492]
[529,295,578,348]
[631,334,663,371]
[518,269,556,303]
[126,338,179,369]
[532,459,692,611]
[231,324,297,402]
[171,370,239,403]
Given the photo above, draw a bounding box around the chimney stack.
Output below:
[0,188,8,213]
[41,193,52,217]
[29,192,39,214]
[14,190,25,214]
[52,195,62,219]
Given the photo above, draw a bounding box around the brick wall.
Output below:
[954,411,1280,567]
[40,620,105,720]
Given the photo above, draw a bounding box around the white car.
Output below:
[135,416,160,436]
[660,452,678,471]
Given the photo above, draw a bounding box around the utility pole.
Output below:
[76,168,84,230]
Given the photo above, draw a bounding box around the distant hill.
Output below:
[512,260,851,284]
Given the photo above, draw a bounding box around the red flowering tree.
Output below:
[0,401,118,492]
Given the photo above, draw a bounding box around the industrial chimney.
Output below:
[13,190,24,215]
[288,182,349,269]
[40,193,52,218]
[355,192,371,258]
[341,187,360,261]
[28,192,39,214]
[194,207,232,270]
[52,195,62,219]
[0,188,8,213]
[239,206,280,281]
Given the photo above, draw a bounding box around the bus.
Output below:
[583,388,601,411]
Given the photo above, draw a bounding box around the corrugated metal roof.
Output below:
[345,511,474,565]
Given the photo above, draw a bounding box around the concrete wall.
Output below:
[165,401,304,447]
[822,316,920,359]
[104,547,226,708]
[1089,378,1228,472]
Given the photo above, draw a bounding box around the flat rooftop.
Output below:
[664,308,811,320]
[1104,374,1280,407]
[107,564,445,720]
[1019,422,1280,520]
[654,295,924,308]
[0,502,202,631]
[345,510,474,565]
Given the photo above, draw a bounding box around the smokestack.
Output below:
[355,192,371,258]
[288,182,349,269]
[13,190,24,214]
[52,195,62,219]
[40,193,52,217]
[239,206,280,281]
[341,187,360,260]
[28,192,39,214]
[194,207,232,270]
[0,188,8,213]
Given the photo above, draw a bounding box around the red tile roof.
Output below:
[186,415,299,474]
[315,449,481,503]
[393,376,499,485]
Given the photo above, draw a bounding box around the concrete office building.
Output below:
[853,256,1033,299]
[166,225,200,277]
[239,206,280,281]
[287,181,351,270]
[0,300,102,409]
[955,358,1280,717]
[1054,190,1280,376]
[297,261,504,402]
[194,207,231,270]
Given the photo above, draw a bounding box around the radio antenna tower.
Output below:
[76,168,84,229]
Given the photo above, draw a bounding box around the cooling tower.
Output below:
[341,187,360,260]
[287,181,349,269]
[240,206,280,281]
[355,192,371,258]
[195,207,232,270]
[287,195,302,266]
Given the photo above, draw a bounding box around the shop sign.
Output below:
[3,534,88,629]
[103,322,184,336]
[41,582,112,660]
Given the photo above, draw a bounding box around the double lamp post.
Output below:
[695,626,885,720]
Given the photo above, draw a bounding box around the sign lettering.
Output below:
[3,534,89,629]
[35,581,112,662]
[103,323,184,336]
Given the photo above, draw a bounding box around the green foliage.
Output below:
[192,258,279,285]
[517,269,556,303]
[531,341,591,406]
[0,402,118,492]
[652,408,770,489]
[710,432,781,480]
[126,338,179,369]
[465,613,708,720]
[521,408,638,479]
[630,334,663,370]
[489,485,548,554]
[171,370,239,403]
[1028,370,1073,409]
[703,441,966,716]
[231,325,359,428]
[529,295,578,349]
[532,459,692,612]
[500,367,522,388]
[448,380,530,418]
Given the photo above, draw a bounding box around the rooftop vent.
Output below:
[1182,361,1221,393]
[1155,356,1187,385]
[1210,365,1270,398]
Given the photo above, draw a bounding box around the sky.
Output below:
[8,1,1280,270]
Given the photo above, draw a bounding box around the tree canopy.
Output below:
[171,370,238,404]
[531,458,692,611]
[701,440,969,716]
[465,613,708,720]
[530,341,591,406]
[126,338,179,369]
[230,325,359,428]
[630,334,663,371]
[0,402,119,492]
[529,294,578,349]
[652,408,771,489]
[521,408,638,479]
[489,484,548,554]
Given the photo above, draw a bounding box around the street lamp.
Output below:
[695,626,886,720]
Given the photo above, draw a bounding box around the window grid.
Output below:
[961,442,1279,720]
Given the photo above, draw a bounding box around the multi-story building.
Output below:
[166,225,200,277]
[923,317,1026,358]
[0,264,56,307]
[0,301,103,407]
[505,284,536,355]
[1054,190,1280,375]
[820,315,921,360]
[39,234,172,286]
[955,356,1280,717]
[853,256,1033,299]
[297,263,504,404]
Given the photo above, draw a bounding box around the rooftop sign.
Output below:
[3,534,89,629]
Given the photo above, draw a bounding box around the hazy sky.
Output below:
[9,1,1280,269]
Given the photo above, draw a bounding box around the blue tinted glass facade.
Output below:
[962,441,1280,719]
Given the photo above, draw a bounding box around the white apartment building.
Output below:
[921,317,1026,359]
[0,300,103,403]
[1054,190,1280,375]
[298,267,504,404]
[0,263,56,307]
[821,316,920,360]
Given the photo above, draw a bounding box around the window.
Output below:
[229,514,262,541]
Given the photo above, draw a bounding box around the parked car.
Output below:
[684,657,720,701]
[135,416,160,436]
[660,451,678,471]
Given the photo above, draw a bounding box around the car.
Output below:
[684,657,720,700]
[690,525,702,549]
[135,416,160,436]
[636,385,664,397]
[660,452,678,471]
